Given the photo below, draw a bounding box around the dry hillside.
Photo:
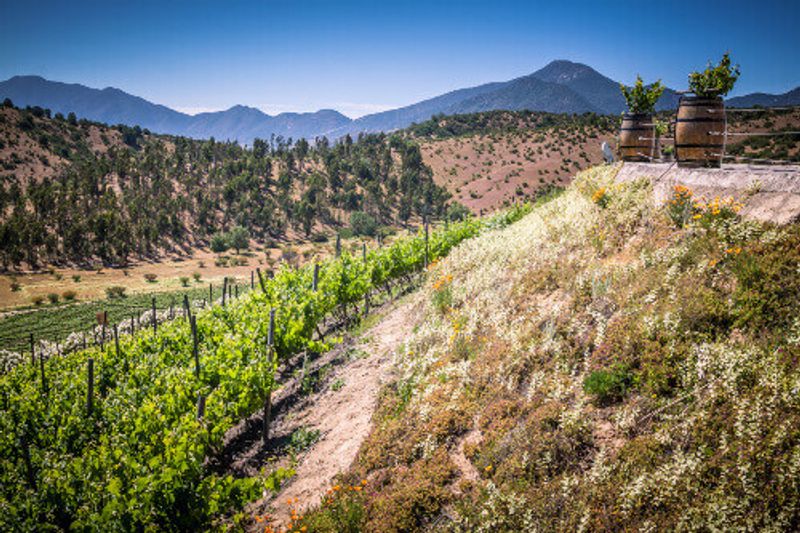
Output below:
[287,163,800,531]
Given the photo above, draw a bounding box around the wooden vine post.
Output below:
[209,283,213,305]
[222,277,228,307]
[262,308,275,445]
[196,394,206,420]
[190,315,200,379]
[86,357,94,416]
[362,242,366,262]
[183,294,191,320]
[335,234,341,257]
[312,263,319,292]
[29,333,35,365]
[251,270,255,290]
[151,297,157,334]
[39,353,47,395]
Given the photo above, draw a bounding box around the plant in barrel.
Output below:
[676,53,740,168]
[619,76,665,162]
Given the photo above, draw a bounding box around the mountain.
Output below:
[317,60,681,137]
[0,75,350,144]
[2,64,797,143]
[726,87,800,108]
[530,59,681,113]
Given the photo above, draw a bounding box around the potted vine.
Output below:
[619,76,665,162]
[676,53,740,168]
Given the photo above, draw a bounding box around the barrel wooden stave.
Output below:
[619,113,655,162]
[675,96,726,168]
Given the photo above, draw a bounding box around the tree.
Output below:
[350,211,377,237]
[228,226,250,254]
[67,112,78,125]
[210,232,229,253]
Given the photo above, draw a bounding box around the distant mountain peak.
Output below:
[533,60,598,83]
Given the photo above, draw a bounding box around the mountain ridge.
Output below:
[2,62,798,143]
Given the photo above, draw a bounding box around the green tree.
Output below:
[228,226,250,254]
[210,232,229,253]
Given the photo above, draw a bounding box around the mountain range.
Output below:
[1,60,797,144]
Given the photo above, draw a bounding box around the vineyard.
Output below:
[0,204,530,530]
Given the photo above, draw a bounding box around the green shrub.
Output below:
[32,295,45,306]
[210,232,229,253]
[62,290,77,301]
[192,272,201,282]
[10,281,21,292]
[144,273,157,283]
[106,286,127,299]
[179,276,190,287]
[689,52,740,98]
[620,75,665,114]
[350,211,378,237]
[47,293,59,304]
[583,364,635,405]
[72,275,81,282]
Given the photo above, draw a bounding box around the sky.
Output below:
[1,0,798,118]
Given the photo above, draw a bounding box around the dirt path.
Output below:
[249,296,417,529]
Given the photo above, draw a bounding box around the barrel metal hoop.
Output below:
[675,118,726,123]
[674,143,726,148]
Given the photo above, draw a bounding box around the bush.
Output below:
[310,232,329,243]
[583,364,635,405]
[47,293,59,304]
[144,273,157,283]
[10,282,21,292]
[106,286,127,299]
[350,211,378,237]
[193,272,201,282]
[32,295,45,306]
[72,275,81,282]
[227,226,250,253]
[179,276,190,287]
[210,232,229,253]
[620,75,664,114]
[447,203,471,222]
[62,290,77,301]
[689,52,740,98]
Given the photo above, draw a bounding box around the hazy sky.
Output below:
[1,0,798,118]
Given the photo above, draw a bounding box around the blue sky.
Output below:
[1,0,798,118]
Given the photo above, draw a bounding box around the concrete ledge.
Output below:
[615,162,800,225]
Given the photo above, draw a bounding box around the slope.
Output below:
[292,163,800,531]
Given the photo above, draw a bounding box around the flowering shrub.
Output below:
[591,187,609,208]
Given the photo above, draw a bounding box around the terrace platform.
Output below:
[615,162,800,225]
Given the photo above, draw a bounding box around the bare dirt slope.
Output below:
[246,295,420,529]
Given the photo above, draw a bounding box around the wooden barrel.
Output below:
[619,114,655,162]
[675,95,726,168]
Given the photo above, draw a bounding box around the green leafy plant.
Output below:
[180,276,190,287]
[583,364,635,405]
[620,75,665,114]
[62,290,78,301]
[144,273,158,283]
[689,52,740,98]
[105,285,127,299]
[46,293,59,304]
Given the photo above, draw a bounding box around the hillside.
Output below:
[412,107,800,213]
[284,163,800,531]
[0,103,452,269]
[4,63,797,143]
